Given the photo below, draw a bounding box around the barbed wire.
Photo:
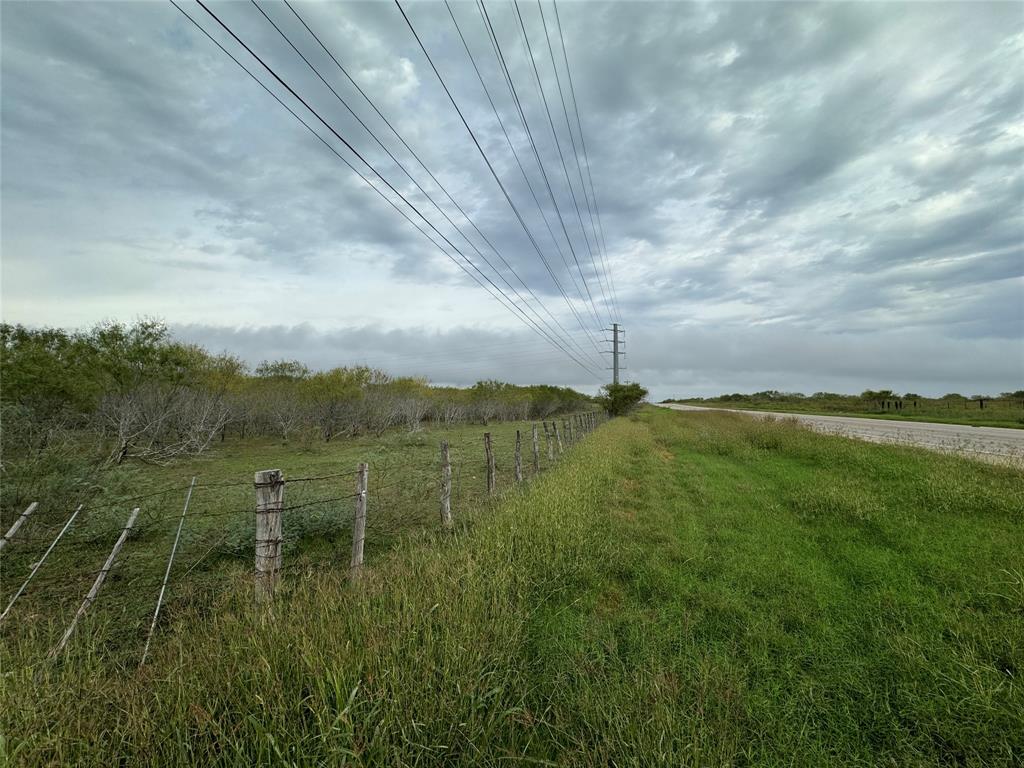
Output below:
[1,419,603,651]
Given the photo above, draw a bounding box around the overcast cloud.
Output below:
[2,0,1022,400]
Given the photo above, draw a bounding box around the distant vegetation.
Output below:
[664,389,1024,428]
[0,320,592,516]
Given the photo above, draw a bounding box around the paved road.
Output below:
[658,403,1024,467]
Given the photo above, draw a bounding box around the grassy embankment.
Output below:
[2,407,1022,765]
[670,397,1024,429]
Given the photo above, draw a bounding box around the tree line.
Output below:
[1,320,594,469]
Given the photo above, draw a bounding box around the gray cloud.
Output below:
[2,1,1022,396]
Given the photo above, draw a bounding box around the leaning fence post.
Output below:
[531,424,540,473]
[50,506,140,659]
[545,422,555,461]
[554,422,564,454]
[514,430,523,483]
[254,469,284,604]
[484,432,496,494]
[141,477,196,666]
[440,441,453,529]
[0,503,83,624]
[0,502,38,552]
[350,463,369,574]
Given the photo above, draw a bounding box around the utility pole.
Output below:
[612,322,620,384]
[605,323,624,385]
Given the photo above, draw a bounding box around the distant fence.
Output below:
[0,412,603,665]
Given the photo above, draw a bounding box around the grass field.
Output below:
[671,397,1024,429]
[2,407,1022,765]
[0,417,564,665]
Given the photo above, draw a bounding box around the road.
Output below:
[658,403,1024,467]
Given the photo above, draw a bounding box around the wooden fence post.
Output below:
[0,504,83,624]
[440,441,452,529]
[554,422,563,454]
[484,432,496,494]
[531,424,540,473]
[254,469,284,604]
[544,422,554,462]
[50,507,140,659]
[351,463,368,574]
[514,430,523,482]
[0,502,37,552]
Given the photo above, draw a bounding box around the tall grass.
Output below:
[2,409,1021,766]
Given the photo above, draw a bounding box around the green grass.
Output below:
[674,398,1024,429]
[2,407,1022,765]
[0,417,566,663]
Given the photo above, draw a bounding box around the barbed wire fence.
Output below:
[0,412,604,666]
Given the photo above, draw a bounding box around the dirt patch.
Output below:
[620,477,640,492]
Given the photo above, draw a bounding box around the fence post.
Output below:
[554,422,563,454]
[50,506,140,659]
[531,424,540,473]
[514,430,523,483]
[0,502,37,552]
[440,441,452,529]
[484,432,496,494]
[254,469,284,603]
[141,477,196,666]
[0,504,83,625]
[351,463,368,574]
[544,422,554,462]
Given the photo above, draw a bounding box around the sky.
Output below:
[2,0,1022,401]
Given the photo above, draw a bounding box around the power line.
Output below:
[508,0,609,329]
[535,0,614,326]
[393,0,608,360]
[283,0,596,359]
[253,0,601,370]
[475,0,606,336]
[192,0,600,378]
[443,0,597,335]
[551,0,621,321]
[172,0,601,380]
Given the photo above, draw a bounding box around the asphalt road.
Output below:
[658,403,1024,467]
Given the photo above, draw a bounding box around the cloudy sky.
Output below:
[2,0,1022,400]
